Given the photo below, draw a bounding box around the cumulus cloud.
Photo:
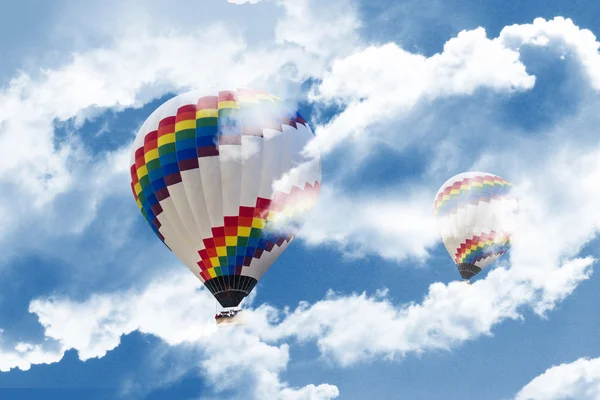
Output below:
[0,339,64,372]
[499,17,600,90]
[306,17,600,157]
[515,357,600,400]
[305,27,534,156]
[25,272,338,400]
[260,257,593,366]
[1,253,592,383]
[0,27,243,251]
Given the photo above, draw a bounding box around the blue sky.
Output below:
[0,0,600,399]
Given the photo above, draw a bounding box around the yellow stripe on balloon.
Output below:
[158,133,175,147]
[218,101,239,109]
[144,149,159,162]
[137,165,148,178]
[196,109,218,119]
[175,119,196,131]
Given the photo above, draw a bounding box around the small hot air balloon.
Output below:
[433,172,517,281]
[129,88,321,319]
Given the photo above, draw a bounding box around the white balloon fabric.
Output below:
[130,89,321,307]
[433,172,517,280]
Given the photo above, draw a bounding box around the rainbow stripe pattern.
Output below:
[455,231,511,266]
[130,89,311,248]
[433,175,513,217]
[197,183,320,281]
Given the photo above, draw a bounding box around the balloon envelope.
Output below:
[433,171,517,279]
[130,88,321,307]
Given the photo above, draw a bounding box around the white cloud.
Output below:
[279,384,340,400]
[1,252,591,382]
[515,357,600,400]
[299,185,439,261]
[275,0,360,57]
[226,0,360,57]
[305,27,534,156]
[258,258,593,367]
[306,17,600,157]
[0,340,64,372]
[25,271,338,400]
[499,17,600,90]
[475,146,600,284]
[0,27,246,247]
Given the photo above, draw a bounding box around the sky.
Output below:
[0,0,599,399]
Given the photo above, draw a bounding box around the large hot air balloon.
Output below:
[433,172,517,281]
[129,88,321,314]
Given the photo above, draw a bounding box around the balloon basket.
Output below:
[215,309,246,327]
[215,300,246,327]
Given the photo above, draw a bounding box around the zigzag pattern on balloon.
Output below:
[129,89,311,246]
[197,181,320,281]
[433,175,513,217]
[454,231,511,266]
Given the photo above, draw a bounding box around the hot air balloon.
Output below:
[433,172,517,282]
[129,88,321,321]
